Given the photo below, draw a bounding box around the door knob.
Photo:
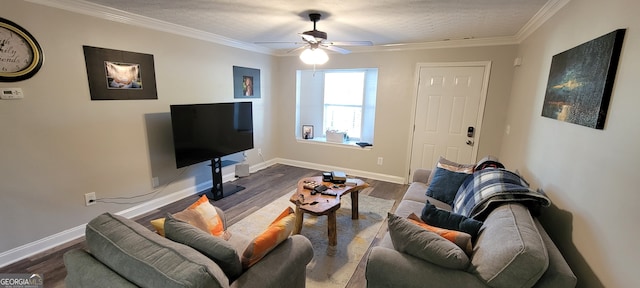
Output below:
[466,140,474,146]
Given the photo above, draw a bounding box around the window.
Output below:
[296,68,378,146]
[324,72,364,138]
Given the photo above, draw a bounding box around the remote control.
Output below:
[313,185,328,193]
[320,190,337,196]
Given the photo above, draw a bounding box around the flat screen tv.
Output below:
[170,102,254,169]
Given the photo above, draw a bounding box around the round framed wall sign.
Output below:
[0,17,44,82]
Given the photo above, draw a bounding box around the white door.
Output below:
[409,63,490,178]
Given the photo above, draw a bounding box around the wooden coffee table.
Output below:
[289,176,369,247]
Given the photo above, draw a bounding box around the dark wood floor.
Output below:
[0,164,408,288]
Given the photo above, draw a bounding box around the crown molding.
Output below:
[515,0,572,42]
[27,0,568,55]
[272,36,519,57]
[366,36,519,52]
[25,0,274,54]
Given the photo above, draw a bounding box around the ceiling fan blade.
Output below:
[322,45,351,54]
[254,41,299,45]
[328,41,373,46]
[300,33,318,44]
[287,45,309,54]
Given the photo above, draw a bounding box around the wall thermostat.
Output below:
[1,88,24,99]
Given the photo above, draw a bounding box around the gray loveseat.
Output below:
[366,168,577,288]
[64,207,313,288]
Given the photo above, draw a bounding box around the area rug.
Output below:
[227,192,395,288]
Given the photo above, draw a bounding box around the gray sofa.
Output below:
[64,208,313,288]
[366,168,577,288]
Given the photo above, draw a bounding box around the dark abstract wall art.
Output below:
[541,29,625,129]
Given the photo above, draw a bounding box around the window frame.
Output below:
[295,68,378,148]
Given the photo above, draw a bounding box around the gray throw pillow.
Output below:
[387,213,470,270]
[164,213,243,280]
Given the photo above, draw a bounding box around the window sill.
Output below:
[297,137,373,150]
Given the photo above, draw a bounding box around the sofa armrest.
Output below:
[366,246,485,288]
[412,168,432,184]
[231,235,313,288]
[533,221,577,288]
[64,249,138,288]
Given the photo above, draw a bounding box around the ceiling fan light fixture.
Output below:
[300,48,328,65]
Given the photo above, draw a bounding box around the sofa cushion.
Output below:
[85,212,229,288]
[469,203,549,288]
[402,181,430,203]
[427,157,475,186]
[421,201,483,239]
[63,249,138,288]
[387,213,469,270]
[426,167,472,205]
[241,207,295,269]
[394,198,427,218]
[407,213,472,255]
[164,214,242,281]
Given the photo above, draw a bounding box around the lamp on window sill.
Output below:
[299,47,328,65]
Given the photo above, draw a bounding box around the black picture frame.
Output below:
[302,125,314,139]
[233,66,260,99]
[541,29,626,129]
[83,46,158,100]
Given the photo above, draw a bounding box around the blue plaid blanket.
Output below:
[452,169,550,219]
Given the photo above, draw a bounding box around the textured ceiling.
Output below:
[78,0,551,52]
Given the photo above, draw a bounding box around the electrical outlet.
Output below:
[152,177,160,188]
[377,157,383,165]
[85,192,96,206]
[257,148,262,154]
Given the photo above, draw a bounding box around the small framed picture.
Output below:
[302,125,314,139]
[233,66,261,99]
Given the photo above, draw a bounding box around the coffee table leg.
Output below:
[328,210,337,246]
[351,191,359,220]
[293,205,303,234]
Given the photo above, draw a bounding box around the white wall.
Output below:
[275,46,517,181]
[0,1,275,254]
[500,0,640,286]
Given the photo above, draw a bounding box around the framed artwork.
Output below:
[233,66,260,99]
[541,29,626,129]
[302,125,314,139]
[83,46,158,100]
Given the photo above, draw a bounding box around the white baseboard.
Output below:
[0,174,219,268]
[275,158,406,184]
[0,158,402,267]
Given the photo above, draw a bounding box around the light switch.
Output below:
[1,88,24,99]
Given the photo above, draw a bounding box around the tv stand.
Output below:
[205,157,245,201]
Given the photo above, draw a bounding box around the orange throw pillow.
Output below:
[186,195,225,237]
[150,195,225,238]
[407,213,473,255]
[241,207,295,269]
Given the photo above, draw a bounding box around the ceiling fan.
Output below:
[257,13,373,56]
